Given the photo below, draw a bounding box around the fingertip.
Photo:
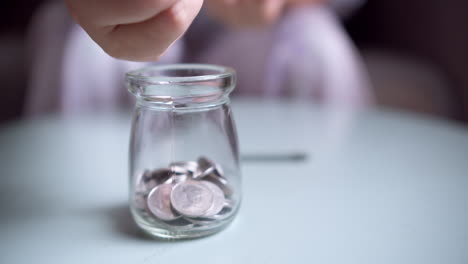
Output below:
[165,0,190,33]
[87,0,203,61]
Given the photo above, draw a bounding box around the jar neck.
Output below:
[135,94,230,111]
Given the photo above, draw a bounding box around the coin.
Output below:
[223,199,235,209]
[151,168,173,181]
[142,168,172,192]
[196,157,216,179]
[204,174,234,197]
[135,171,150,193]
[147,184,180,221]
[134,192,147,210]
[201,181,225,217]
[163,218,194,227]
[183,216,213,225]
[183,206,233,224]
[164,174,188,185]
[214,163,225,177]
[170,181,214,217]
[171,161,199,177]
[169,164,189,176]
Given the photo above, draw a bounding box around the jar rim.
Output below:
[125,63,235,84]
[126,64,236,108]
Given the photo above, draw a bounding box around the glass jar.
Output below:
[126,64,241,239]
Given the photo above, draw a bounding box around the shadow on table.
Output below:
[106,205,156,241]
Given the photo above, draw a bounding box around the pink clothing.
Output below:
[196,6,372,106]
[26,1,372,116]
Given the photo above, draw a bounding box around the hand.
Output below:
[64,0,203,61]
[287,0,327,6]
[205,0,286,28]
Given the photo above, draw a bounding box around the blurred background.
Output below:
[1,0,467,124]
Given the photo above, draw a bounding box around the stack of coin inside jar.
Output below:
[134,157,234,227]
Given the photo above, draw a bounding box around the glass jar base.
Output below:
[131,208,237,240]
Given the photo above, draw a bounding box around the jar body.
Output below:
[127,64,241,239]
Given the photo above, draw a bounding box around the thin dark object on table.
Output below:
[241,152,308,162]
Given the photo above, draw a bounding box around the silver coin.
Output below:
[135,170,151,193]
[214,163,225,177]
[140,170,152,181]
[184,206,233,224]
[196,157,216,179]
[200,181,225,217]
[147,184,180,221]
[169,164,190,176]
[171,161,199,177]
[163,217,194,227]
[204,174,234,197]
[164,173,189,185]
[135,177,148,194]
[170,181,214,217]
[151,168,173,181]
[142,168,172,191]
[223,199,235,209]
[183,216,214,225]
[184,215,226,225]
[134,192,147,210]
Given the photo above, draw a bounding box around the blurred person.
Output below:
[26,0,373,115]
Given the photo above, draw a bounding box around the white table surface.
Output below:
[1,99,467,264]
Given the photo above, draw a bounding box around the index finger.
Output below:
[65,0,179,26]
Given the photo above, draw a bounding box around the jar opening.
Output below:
[126,64,236,108]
